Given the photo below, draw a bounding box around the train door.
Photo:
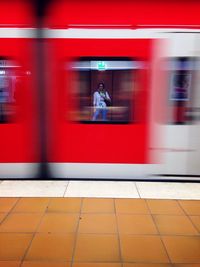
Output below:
[46,32,154,178]
[160,33,200,176]
[186,34,200,175]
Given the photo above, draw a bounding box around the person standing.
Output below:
[92,82,111,121]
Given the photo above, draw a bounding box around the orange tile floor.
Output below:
[0,197,200,267]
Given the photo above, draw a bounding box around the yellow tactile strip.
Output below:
[0,198,200,267]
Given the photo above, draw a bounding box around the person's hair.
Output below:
[98,82,105,89]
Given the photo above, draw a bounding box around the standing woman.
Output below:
[92,82,111,121]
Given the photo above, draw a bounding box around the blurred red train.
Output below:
[1,0,200,180]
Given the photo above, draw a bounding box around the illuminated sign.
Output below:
[97,61,106,71]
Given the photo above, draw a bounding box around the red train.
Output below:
[1,0,200,180]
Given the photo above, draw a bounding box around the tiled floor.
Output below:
[0,197,200,266]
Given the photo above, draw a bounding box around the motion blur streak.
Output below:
[1,0,200,180]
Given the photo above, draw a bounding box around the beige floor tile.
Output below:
[0,213,7,223]
[13,198,49,213]
[0,262,21,267]
[120,235,169,263]
[0,213,43,233]
[190,216,200,232]
[117,214,157,235]
[47,198,82,213]
[123,264,172,267]
[0,233,33,260]
[162,236,200,263]
[81,198,115,213]
[72,264,121,267]
[153,215,199,235]
[178,201,200,215]
[0,181,67,197]
[0,198,18,212]
[65,181,138,198]
[37,213,79,233]
[115,199,149,214]
[25,233,75,261]
[78,214,117,234]
[74,234,120,262]
[22,262,70,267]
[146,200,184,215]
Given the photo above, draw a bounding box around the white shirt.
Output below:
[93,91,110,108]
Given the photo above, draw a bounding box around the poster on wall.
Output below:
[169,72,191,101]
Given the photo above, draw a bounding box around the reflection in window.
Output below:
[167,58,198,124]
[0,57,21,123]
[70,58,141,123]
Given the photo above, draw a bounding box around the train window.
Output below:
[167,57,199,124]
[0,57,22,123]
[70,57,141,124]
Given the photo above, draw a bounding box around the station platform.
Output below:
[0,180,200,266]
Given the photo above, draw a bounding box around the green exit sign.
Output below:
[97,61,106,71]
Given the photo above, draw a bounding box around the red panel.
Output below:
[45,0,200,28]
[47,39,152,163]
[0,1,37,163]
[0,39,39,162]
[0,0,35,27]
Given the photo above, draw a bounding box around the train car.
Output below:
[1,0,200,180]
[0,0,39,178]
[44,0,200,180]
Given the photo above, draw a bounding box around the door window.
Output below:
[69,57,142,123]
